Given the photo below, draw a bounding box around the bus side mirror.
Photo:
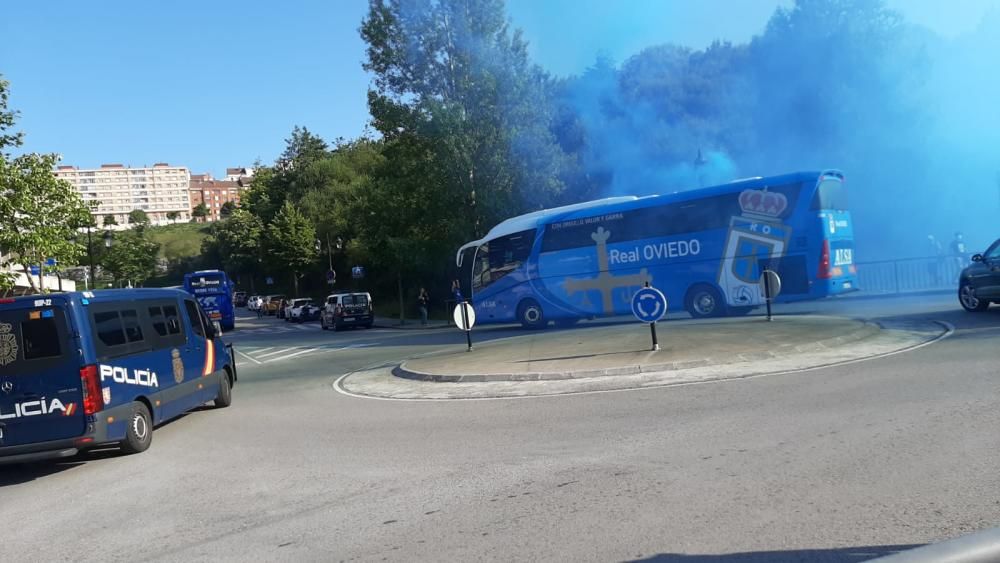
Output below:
[971,254,983,263]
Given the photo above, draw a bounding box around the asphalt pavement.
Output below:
[1,293,998,562]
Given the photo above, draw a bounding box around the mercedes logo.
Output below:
[0,381,12,394]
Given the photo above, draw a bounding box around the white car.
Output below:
[286,298,314,322]
[247,295,263,311]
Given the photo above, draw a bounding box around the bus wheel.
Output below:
[518,299,547,329]
[685,284,725,318]
[120,401,153,455]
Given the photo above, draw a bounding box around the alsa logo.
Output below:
[0,398,75,420]
[100,365,159,388]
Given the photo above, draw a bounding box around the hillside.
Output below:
[147,222,212,262]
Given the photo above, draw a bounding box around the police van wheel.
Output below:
[120,402,153,455]
[959,283,989,312]
[685,284,725,319]
[214,371,233,408]
[518,299,547,329]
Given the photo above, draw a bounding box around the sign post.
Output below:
[453,301,476,352]
[326,269,336,285]
[631,282,668,351]
[759,269,782,321]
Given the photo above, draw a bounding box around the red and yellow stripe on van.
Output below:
[203,339,215,377]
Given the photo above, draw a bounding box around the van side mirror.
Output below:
[971,254,984,263]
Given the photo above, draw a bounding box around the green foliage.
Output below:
[265,201,317,295]
[103,214,118,227]
[128,208,150,226]
[0,75,23,157]
[165,210,180,223]
[192,202,209,220]
[0,152,91,293]
[100,229,160,286]
[219,200,236,217]
[147,223,212,263]
[202,209,263,276]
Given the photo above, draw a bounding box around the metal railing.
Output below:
[855,256,967,295]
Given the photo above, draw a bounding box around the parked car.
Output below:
[958,237,1000,312]
[285,298,312,322]
[263,295,285,316]
[299,302,323,322]
[233,291,248,307]
[247,295,262,311]
[321,292,374,331]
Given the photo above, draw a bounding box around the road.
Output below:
[1,293,998,562]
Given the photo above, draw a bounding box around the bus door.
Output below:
[0,300,87,447]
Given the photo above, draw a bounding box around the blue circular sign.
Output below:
[631,287,667,323]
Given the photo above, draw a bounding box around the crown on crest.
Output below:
[739,188,787,217]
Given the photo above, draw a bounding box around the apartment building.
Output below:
[189,173,243,222]
[55,163,192,227]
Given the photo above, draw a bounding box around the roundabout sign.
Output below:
[631,287,667,323]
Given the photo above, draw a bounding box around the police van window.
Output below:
[21,317,62,360]
[163,305,182,335]
[149,306,168,337]
[94,311,127,347]
[120,310,144,343]
[184,300,206,338]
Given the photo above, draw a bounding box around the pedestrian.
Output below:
[417,287,429,326]
[256,298,264,319]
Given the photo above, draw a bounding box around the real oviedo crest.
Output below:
[717,188,792,307]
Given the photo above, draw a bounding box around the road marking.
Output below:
[255,347,297,359]
[263,347,318,363]
[333,321,956,402]
[247,347,275,354]
[234,349,262,365]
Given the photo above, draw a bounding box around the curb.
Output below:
[393,320,882,383]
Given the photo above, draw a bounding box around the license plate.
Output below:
[210,312,221,319]
[343,317,355,322]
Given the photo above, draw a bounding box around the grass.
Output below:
[147,222,212,262]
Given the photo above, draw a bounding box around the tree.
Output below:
[103,214,118,227]
[128,208,150,227]
[219,200,236,218]
[0,78,90,293]
[192,202,209,222]
[280,126,329,171]
[0,75,23,158]
[265,201,316,297]
[202,209,264,285]
[165,210,180,223]
[100,229,160,286]
[360,0,571,238]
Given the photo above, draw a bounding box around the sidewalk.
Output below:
[395,315,879,382]
[373,316,452,330]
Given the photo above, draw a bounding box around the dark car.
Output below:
[958,237,1000,312]
[233,291,248,307]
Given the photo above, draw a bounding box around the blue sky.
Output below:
[1,0,996,177]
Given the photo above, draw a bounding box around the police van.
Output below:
[0,289,236,464]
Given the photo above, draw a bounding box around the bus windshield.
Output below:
[811,177,848,211]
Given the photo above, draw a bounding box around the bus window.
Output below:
[811,178,848,211]
[472,242,490,292]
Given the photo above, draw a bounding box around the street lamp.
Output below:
[103,230,113,249]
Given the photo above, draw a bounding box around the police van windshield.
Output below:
[0,308,69,375]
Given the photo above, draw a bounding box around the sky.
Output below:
[1,0,997,177]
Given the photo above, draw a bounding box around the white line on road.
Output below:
[263,347,318,363]
[254,347,297,359]
[245,347,275,354]
[234,349,262,365]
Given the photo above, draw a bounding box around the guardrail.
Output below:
[855,256,967,295]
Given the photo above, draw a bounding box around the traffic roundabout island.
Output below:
[335,315,951,400]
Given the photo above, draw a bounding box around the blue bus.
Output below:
[456,170,857,328]
[0,289,235,463]
[183,270,235,331]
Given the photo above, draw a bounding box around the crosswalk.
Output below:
[233,343,376,365]
[231,322,323,335]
